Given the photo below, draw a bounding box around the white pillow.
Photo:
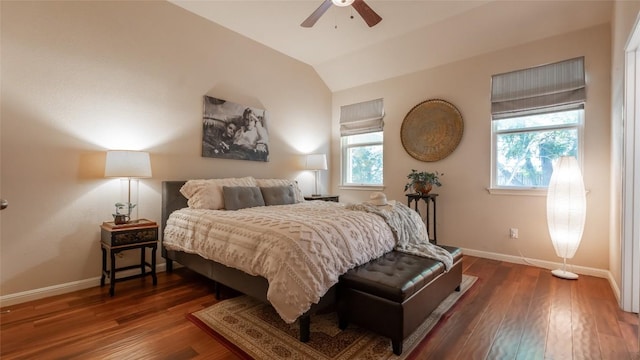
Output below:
[180,177,257,209]
[255,178,305,203]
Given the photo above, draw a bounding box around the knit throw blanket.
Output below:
[346,201,454,271]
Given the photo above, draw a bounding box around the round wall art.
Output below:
[400,99,463,162]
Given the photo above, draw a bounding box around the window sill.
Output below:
[487,187,590,196]
[339,184,386,191]
[486,187,548,196]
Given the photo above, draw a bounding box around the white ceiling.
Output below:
[169,0,613,91]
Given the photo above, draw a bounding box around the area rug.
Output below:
[188,274,477,360]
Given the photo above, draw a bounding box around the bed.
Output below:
[161,179,398,341]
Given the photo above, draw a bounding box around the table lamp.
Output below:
[306,154,327,197]
[105,150,152,223]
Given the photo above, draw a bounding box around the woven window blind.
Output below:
[491,57,585,119]
[339,98,384,136]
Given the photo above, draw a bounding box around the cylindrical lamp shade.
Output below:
[546,156,586,260]
[105,151,152,178]
[305,154,328,171]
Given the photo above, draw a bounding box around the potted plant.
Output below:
[404,169,443,194]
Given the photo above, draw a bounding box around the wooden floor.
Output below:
[1,256,638,359]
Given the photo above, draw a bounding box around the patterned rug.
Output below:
[188,274,477,360]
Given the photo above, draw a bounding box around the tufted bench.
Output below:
[337,245,463,355]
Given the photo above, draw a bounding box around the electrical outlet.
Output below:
[509,228,519,239]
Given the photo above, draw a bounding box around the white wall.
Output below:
[0,1,331,297]
[1,0,631,304]
[610,0,640,298]
[332,24,612,272]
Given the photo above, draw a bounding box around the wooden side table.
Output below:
[304,195,339,202]
[406,193,438,244]
[100,219,158,296]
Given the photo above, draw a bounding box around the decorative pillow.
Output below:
[180,177,257,209]
[222,186,265,210]
[260,185,296,206]
[255,179,305,203]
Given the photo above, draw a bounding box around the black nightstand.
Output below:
[100,219,158,296]
[304,195,339,202]
[406,193,438,244]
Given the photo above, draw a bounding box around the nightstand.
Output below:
[304,195,339,202]
[406,193,438,244]
[100,219,158,296]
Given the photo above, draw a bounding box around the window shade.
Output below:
[339,98,384,136]
[491,57,585,119]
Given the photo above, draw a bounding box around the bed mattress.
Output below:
[163,201,396,323]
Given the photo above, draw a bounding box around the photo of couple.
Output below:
[202,96,270,162]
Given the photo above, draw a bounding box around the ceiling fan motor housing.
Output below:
[332,0,355,7]
[301,0,382,28]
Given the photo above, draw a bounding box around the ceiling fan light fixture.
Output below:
[302,0,381,28]
[332,0,354,7]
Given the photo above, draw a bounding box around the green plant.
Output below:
[404,169,443,192]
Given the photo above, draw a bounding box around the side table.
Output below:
[100,219,158,296]
[406,193,438,244]
[304,195,339,202]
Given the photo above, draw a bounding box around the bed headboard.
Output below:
[161,181,187,237]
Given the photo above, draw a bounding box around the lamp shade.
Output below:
[306,154,327,171]
[546,156,586,261]
[105,151,152,178]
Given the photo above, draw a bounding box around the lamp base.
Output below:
[551,269,579,280]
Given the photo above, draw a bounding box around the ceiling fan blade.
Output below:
[351,0,382,27]
[301,0,333,28]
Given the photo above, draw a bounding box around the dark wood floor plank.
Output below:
[486,264,540,359]
[456,262,522,359]
[571,275,603,359]
[0,256,637,360]
[545,276,574,359]
[412,256,504,359]
[620,319,640,355]
[599,333,632,360]
[515,270,553,360]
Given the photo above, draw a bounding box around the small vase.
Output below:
[113,214,130,225]
[414,183,432,195]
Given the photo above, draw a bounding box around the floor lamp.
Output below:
[546,156,586,280]
[104,150,152,222]
[306,154,327,197]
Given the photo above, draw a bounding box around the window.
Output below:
[491,57,585,189]
[342,132,383,185]
[493,106,583,187]
[340,98,384,186]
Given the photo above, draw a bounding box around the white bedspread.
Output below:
[163,201,395,323]
[346,201,454,270]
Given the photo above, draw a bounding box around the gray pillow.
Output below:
[222,186,265,210]
[261,185,296,206]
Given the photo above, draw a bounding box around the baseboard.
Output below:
[0,251,623,309]
[460,247,621,303]
[0,263,169,308]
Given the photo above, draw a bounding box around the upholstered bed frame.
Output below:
[161,181,336,341]
[161,180,463,348]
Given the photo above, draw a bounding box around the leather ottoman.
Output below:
[338,246,463,355]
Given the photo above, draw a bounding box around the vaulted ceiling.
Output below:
[169,0,613,92]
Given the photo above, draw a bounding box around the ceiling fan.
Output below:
[301,0,382,28]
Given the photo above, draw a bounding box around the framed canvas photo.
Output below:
[202,96,269,162]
